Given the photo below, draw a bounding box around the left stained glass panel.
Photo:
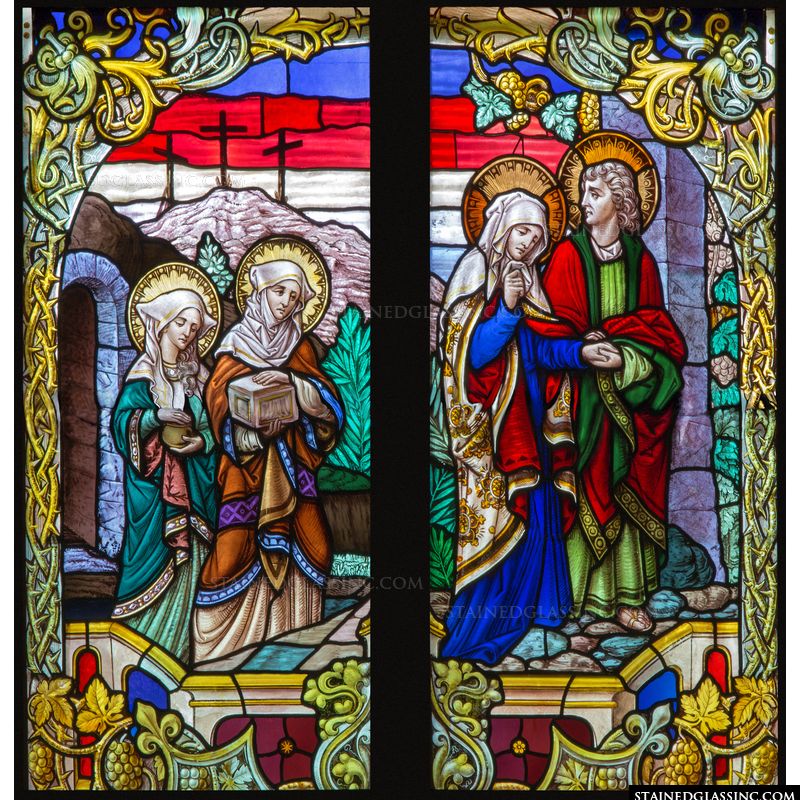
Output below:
[22,8,370,790]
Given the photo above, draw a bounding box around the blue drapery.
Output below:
[441,300,584,664]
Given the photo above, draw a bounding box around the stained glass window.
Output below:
[429,6,780,789]
[22,8,370,790]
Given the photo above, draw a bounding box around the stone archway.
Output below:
[61,251,137,562]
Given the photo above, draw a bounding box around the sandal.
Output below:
[616,605,654,633]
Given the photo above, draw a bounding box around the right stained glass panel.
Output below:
[429,6,780,789]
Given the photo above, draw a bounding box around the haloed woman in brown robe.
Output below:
[192,259,343,663]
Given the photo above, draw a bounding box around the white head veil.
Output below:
[444,190,551,313]
[127,288,216,408]
[216,260,315,369]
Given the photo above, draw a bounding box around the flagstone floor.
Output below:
[430,583,738,673]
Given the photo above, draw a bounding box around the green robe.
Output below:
[566,257,659,617]
[111,379,218,662]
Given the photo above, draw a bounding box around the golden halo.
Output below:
[235,236,331,333]
[461,155,568,260]
[557,131,660,231]
[127,262,221,356]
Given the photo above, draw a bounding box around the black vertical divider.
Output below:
[370,4,431,792]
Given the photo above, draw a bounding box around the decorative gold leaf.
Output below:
[30,677,76,729]
[679,678,731,736]
[30,694,50,728]
[76,677,125,735]
[732,676,778,729]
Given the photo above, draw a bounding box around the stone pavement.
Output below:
[430,583,738,673]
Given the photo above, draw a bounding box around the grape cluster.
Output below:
[594,765,627,790]
[28,743,55,787]
[663,737,703,785]
[578,93,601,133]
[178,765,212,790]
[104,740,143,790]
[749,741,778,784]
[494,71,526,109]
[505,112,531,132]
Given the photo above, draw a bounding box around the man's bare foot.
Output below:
[616,605,653,632]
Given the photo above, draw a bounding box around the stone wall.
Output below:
[62,251,136,560]
[602,97,722,579]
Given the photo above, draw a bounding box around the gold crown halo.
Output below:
[557,131,660,231]
[235,235,331,333]
[127,262,221,356]
[462,156,567,260]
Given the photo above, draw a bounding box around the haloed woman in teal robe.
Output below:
[111,287,219,663]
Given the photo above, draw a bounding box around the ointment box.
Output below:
[228,373,299,430]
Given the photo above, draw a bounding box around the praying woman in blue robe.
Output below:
[438,190,621,664]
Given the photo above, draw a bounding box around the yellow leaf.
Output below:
[732,695,756,728]
[679,678,731,737]
[85,678,109,717]
[106,692,125,722]
[702,708,731,735]
[51,696,75,728]
[49,677,72,697]
[696,678,721,716]
[30,695,50,728]
[76,708,104,734]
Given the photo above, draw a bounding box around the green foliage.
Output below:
[321,305,370,476]
[539,93,580,142]
[462,73,514,130]
[711,380,739,408]
[430,463,458,530]
[712,407,740,439]
[430,356,453,466]
[710,317,738,359]
[317,464,370,493]
[716,474,739,506]
[712,271,739,305]
[718,504,740,583]
[196,231,233,294]
[713,438,739,482]
[430,524,455,590]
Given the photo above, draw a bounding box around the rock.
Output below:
[529,653,602,672]
[646,589,686,619]
[560,620,582,636]
[652,621,676,637]
[678,610,698,620]
[598,635,651,659]
[584,621,626,637]
[512,628,569,661]
[578,613,596,628]
[659,525,715,590]
[486,656,525,672]
[570,635,600,654]
[429,591,452,621]
[593,650,623,670]
[681,584,734,612]
[714,602,738,620]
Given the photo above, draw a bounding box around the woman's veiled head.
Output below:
[129,288,216,405]
[479,190,550,268]
[136,288,216,354]
[249,259,314,324]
